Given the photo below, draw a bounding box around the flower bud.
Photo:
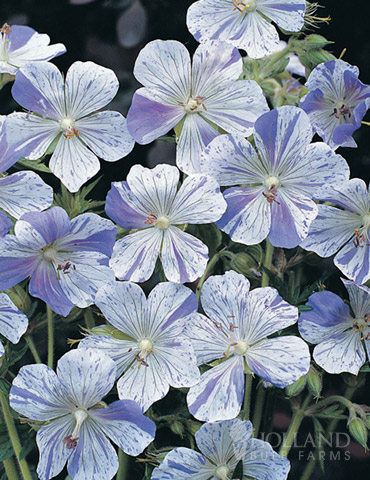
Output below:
[5,285,32,314]
[230,252,261,278]
[307,367,322,399]
[285,375,307,397]
[304,34,333,50]
[363,415,370,431]
[348,417,368,450]
[170,420,185,437]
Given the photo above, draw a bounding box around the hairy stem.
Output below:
[47,305,54,369]
[279,395,312,458]
[26,336,42,363]
[252,384,266,437]
[261,239,274,287]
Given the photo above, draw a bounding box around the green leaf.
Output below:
[0,378,11,396]
[298,305,313,312]
[15,157,51,173]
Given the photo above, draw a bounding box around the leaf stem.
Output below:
[196,248,226,301]
[26,336,42,364]
[261,239,274,287]
[279,395,312,458]
[0,391,32,480]
[2,456,20,480]
[251,384,266,437]
[243,373,253,420]
[116,449,130,480]
[47,305,54,369]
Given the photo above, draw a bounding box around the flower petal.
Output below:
[0,211,12,237]
[342,279,370,318]
[56,349,116,409]
[187,356,245,422]
[0,236,38,290]
[0,293,28,344]
[334,238,370,285]
[65,61,119,118]
[110,228,163,282]
[161,226,208,283]
[105,181,149,229]
[242,437,291,480]
[151,447,210,480]
[76,111,135,161]
[237,11,280,58]
[258,0,306,31]
[246,337,310,387]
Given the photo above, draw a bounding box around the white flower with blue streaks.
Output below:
[0,23,65,76]
[0,115,53,237]
[299,279,370,375]
[200,106,350,248]
[7,60,135,192]
[185,271,310,422]
[79,281,200,412]
[300,59,370,150]
[9,348,155,480]
[0,293,28,357]
[186,0,306,59]
[151,418,290,480]
[126,39,268,173]
[106,164,227,284]
[301,178,370,285]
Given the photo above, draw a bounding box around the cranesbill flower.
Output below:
[0,206,116,317]
[151,418,290,480]
[9,348,156,480]
[300,178,370,285]
[8,61,135,192]
[200,106,349,248]
[106,164,226,283]
[80,281,200,412]
[299,279,370,375]
[186,0,306,59]
[0,115,54,237]
[300,59,370,150]
[0,23,65,76]
[186,271,310,422]
[0,293,28,357]
[126,39,268,173]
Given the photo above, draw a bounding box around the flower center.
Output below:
[60,117,79,139]
[233,340,249,356]
[144,213,171,230]
[263,175,281,205]
[215,464,230,480]
[183,96,206,114]
[233,0,257,13]
[333,102,351,123]
[41,246,75,279]
[0,24,11,62]
[42,246,58,263]
[353,213,370,248]
[353,315,370,341]
[62,408,88,450]
[135,338,154,368]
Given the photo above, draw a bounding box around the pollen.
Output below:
[233,0,257,13]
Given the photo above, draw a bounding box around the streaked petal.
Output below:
[0,293,28,344]
[76,111,134,161]
[246,336,310,388]
[151,447,210,480]
[258,0,306,31]
[56,349,116,409]
[342,279,370,318]
[105,181,149,229]
[0,211,12,237]
[187,356,245,422]
[334,238,370,285]
[242,437,291,480]
[237,12,280,58]
[0,236,38,290]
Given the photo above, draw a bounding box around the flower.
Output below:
[79,280,200,412]
[151,418,290,480]
[299,59,370,150]
[0,115,54,237]
[126,39,268,173]
[0,293,28,357]
[185,271,310,422]
[300,178,370,285]
[200,106,349,248]
[9,348,156,480]
[0,23,66,76]
[186,0,306,59]
[8,61,135,192]
[0,206,116,316]
[106,164,227,283]
[298,279,370,375]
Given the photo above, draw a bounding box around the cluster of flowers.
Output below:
[1,0,370,478]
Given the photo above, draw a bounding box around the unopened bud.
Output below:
[170,420,185,437]
[348,417,368,450]
[187,420,201,436]
[304,34,333,50]
[285,375,307,397]
[305,49,336,66]
[231,252,260,278]
[363,415,370,431]
[307,367,322,399]
[5,285,32,314]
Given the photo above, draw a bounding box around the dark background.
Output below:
[1,1,369,479]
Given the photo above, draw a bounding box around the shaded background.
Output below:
[1,1,369,479]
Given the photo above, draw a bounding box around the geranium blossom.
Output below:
[106,164,226,283]
[152,419,290,479]
[8,61,135,192]
[0,206,116,316]
[300,59,370,150]
[80,281,200,412]
[186,0,306,59]
[9,348,155,480]
[0,23,66,76]
[301,178,370,284]
[185,271,310,422]
[299,279,370,375]
[200,106,349,248]
[0,293,28,357]
[126,39,268,173]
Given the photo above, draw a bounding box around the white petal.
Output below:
[238,11,280,58]
[258,0,306,31]
[0,293,28,344]
[242,437,291,480]
[342,279,370,318]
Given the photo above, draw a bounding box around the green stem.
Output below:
[26,336,42,363]
[47,305,54,369]
[261,239,274,287]
[2,456,20,480]
[279,395,311,458]
[243,373,253,420]
[262,44,293,76]
[116,449,130,480]
[251,385,266,437]
[300,386,357,480]
[0,392,32,480]
[196,248,226,301]
[84,309,95,330]
[305,395,353,415]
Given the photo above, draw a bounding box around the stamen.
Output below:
[182,96,206,114]
[232,0,256,13]
[0,23,11,35]
[215,464,230,480]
